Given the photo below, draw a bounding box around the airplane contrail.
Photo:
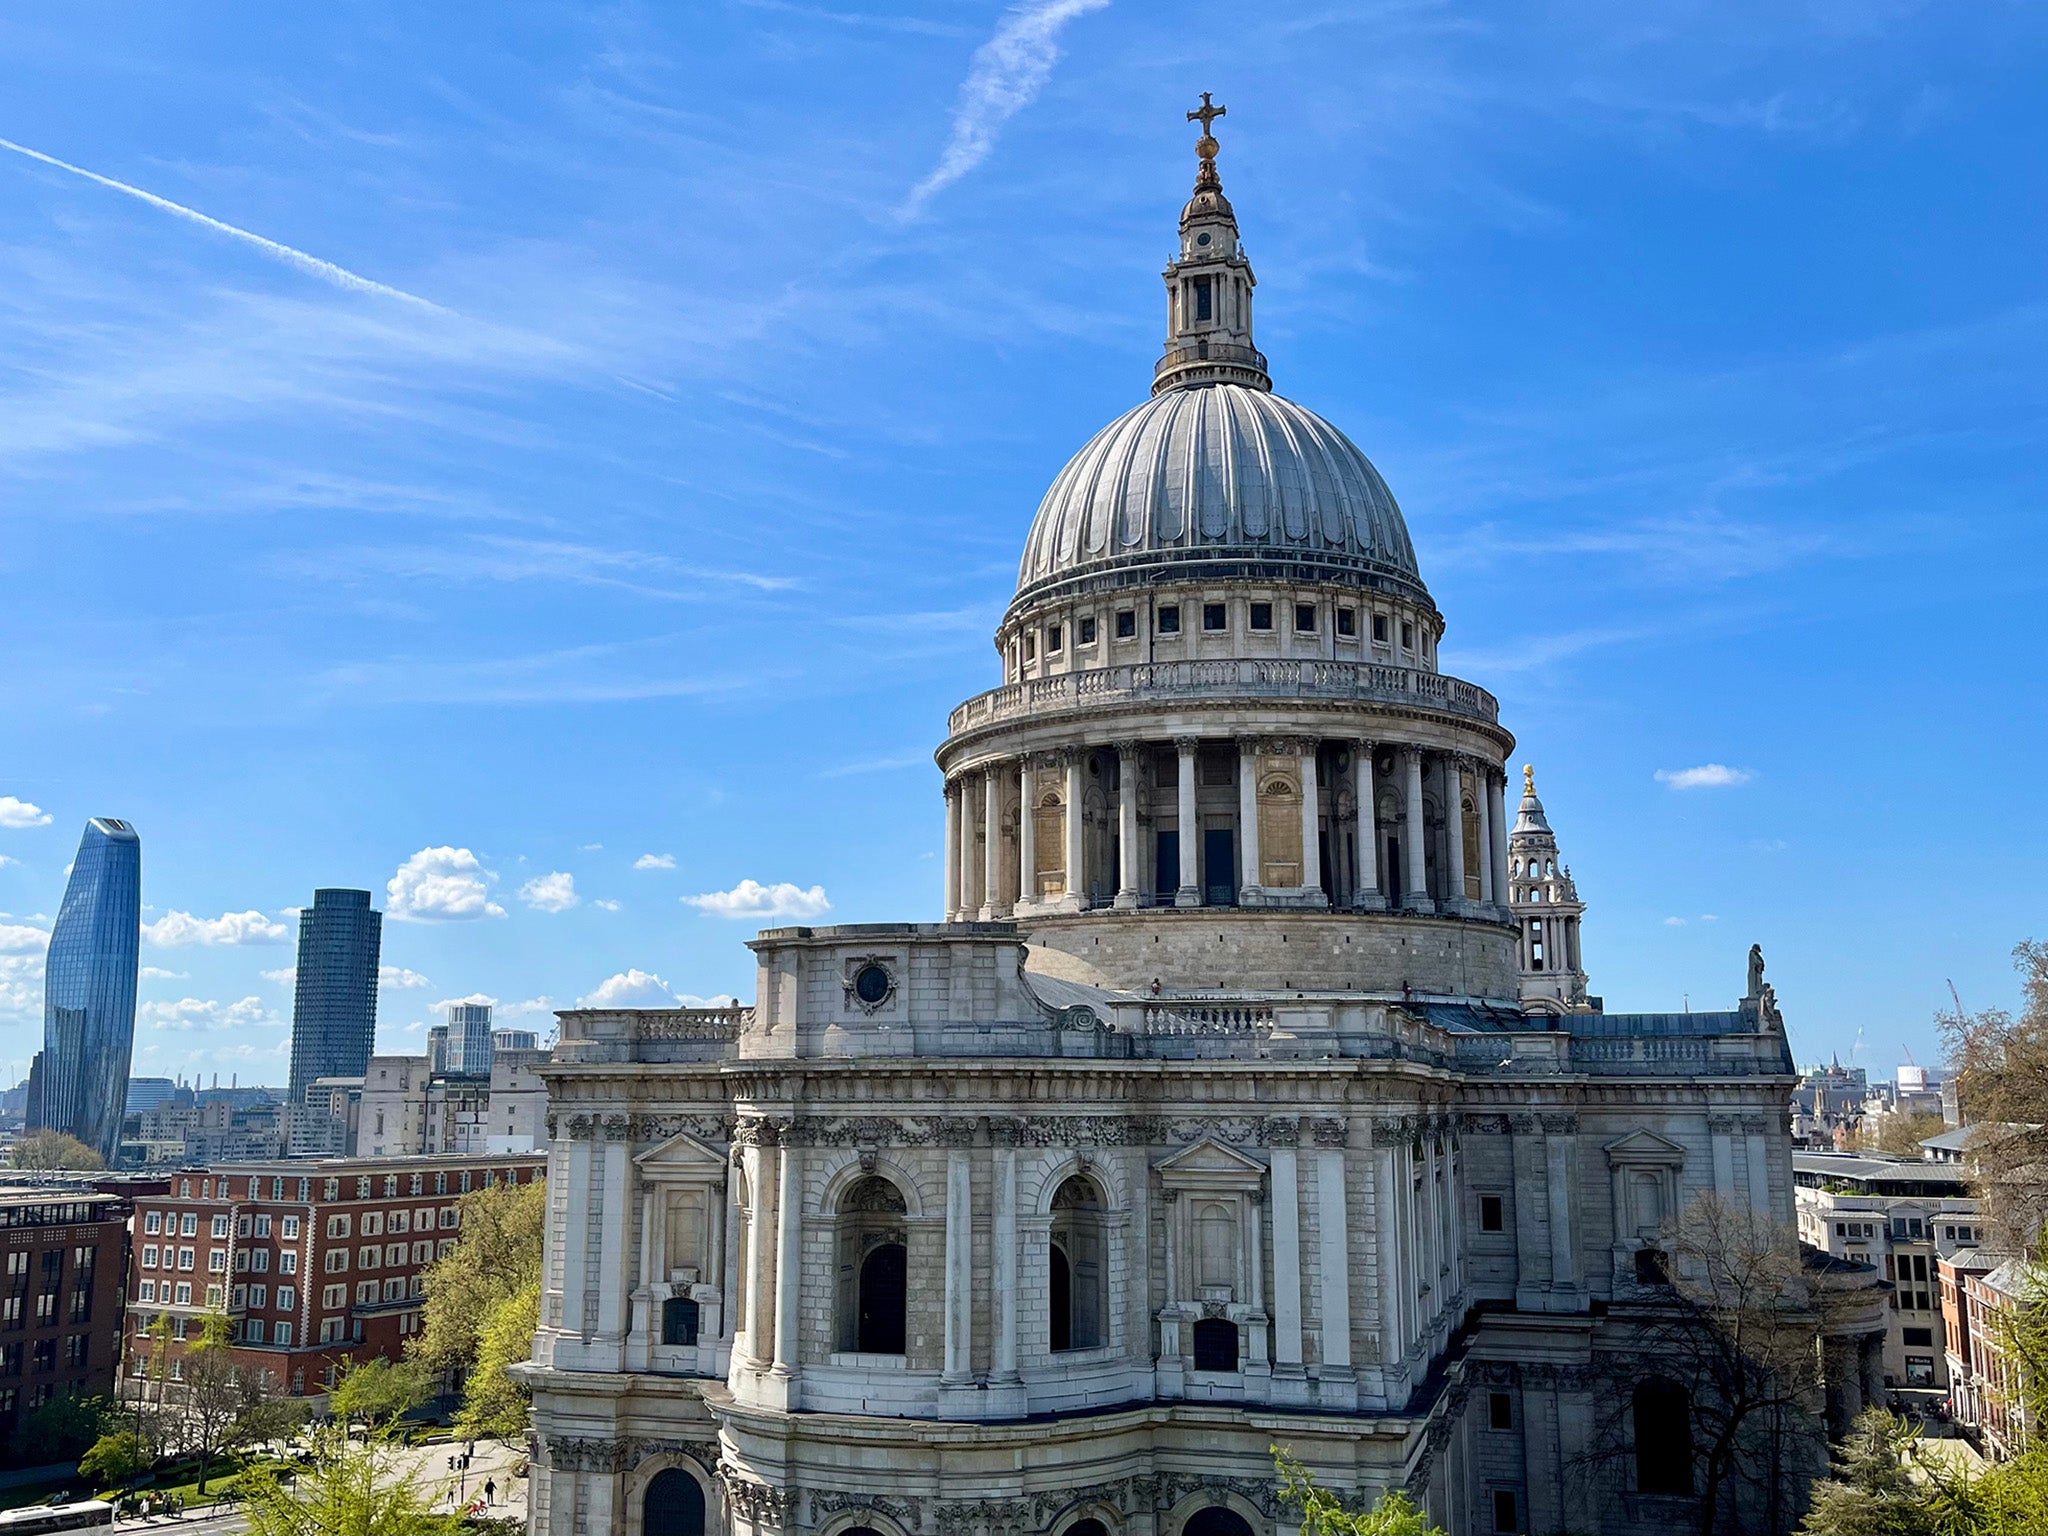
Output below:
[0,134,445,311]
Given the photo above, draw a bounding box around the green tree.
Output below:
[1852,1111,1949,1159]
[78,1428,152,1489]
[16,1390,112,1463]
[8,1128,104,1171]
[1799,1410,1938,1536]
[164,1311,287,1494]
[237,1424,464,1536]
[458,1279,540,1439]
[329,1357,431,1438]
[1941,939,2048,1244]
[411,1175,545,1433]
[1275,1447,1446,1536]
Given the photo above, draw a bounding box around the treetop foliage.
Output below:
[9,1128,104,1171]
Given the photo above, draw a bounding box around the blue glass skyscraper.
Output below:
[286,888,383,1108]
[33,818,141,1165]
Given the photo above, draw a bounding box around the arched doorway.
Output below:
[1183,1507,1254,1536]
[858,1242,907,1354]
[1191,1318,1239,1372]
[1049,1174,1104,1350]
[644,1468,705,1536]
[1066,1520,1110,1536]
[834,1174,909,1354]
[1049,1245,1073,1352]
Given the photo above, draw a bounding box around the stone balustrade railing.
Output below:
[1135,1001,1276,1036]
[553,1006,752,1063]
[947,658,1499,737]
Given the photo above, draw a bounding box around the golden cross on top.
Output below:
[1187,92,1226,141]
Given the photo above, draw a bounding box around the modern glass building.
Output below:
[286,889,383,1114]
[33,818,141,1165]
[445,1001,494,1076]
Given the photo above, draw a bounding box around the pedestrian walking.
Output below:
[485,1477,497,1506]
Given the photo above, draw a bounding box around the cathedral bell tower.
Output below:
[1154,93,1272,395]
[1508,765,1596,1013]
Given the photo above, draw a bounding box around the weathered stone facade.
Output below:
[520,111,1861,1536]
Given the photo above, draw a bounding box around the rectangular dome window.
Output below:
[1023,634,1036,660]
[1115,610,1135,638]
[1372,613,1389,644]
[1203,603,1227,631]
[1047,625,1062,653]
[1079,616,1097,645]
[1337,607,1356,636]
[1193,276,1213,321]
[1294,603,1315,633]
[1249,603,1272,630]
[1157,604,1180,634]
[1400,621,1414,649]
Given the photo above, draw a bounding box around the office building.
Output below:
[122,1153,544,1401]
[445,1002,494,1076]
[286,891,382,1154]
[0,1188,130,1451]
[31,819,141,1165]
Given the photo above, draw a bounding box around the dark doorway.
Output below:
[1317,828,1332,899]
[858,1242,907,1354]
[1203,829,1236,906]
[1156,829,1180,897]
[1049,1244,1072,1351]
[660,1296,700,1346]
[1184,1508,1253,1536]
[1067,1522,1110,1536]
[1633,1377,1693,1494]
[1191,1317,1239,1372]
[1386,836,1401,896]
[644,1469,705,1536]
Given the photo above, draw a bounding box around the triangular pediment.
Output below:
[634,1129,728,1178]
[1604,1128,1687,1165]
[1154,1137,1268,1190]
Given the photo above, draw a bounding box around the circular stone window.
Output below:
[853,964,891,1007]
[1195,231,1212,247]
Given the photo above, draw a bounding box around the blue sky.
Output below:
[0,1,2043,1087]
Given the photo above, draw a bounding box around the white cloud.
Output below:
[386,846,505,921]
[1664,916,1687,927]
[579,843,604,852]
[0,797,52,829]
[0,924,49,954]
[0,854,15,867]
[591,899,622,912]
[575,970,736,1010]
[633,853,675,871]
[139,965,187,980]
[902,0,1110,216]
[1699,914,1720,923]
[1654,764,1755,790]
[0,953,44,1016]
[379,965,431,990]
[495,995,556,1020]
[434,992,498,1013]
[682,879,831,922]
[261,967,296,986]
[140,995,273,1031]
[141,909,290,946]
[519,871,579,913]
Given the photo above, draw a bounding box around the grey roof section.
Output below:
[1019,971,1125,1023]
[1567,1010,1747,1038]
[1411,1001,1531,1035]
[1016,384,1424,600]
[1920,1126,1974,1154]
[1792,1150,1974,1188]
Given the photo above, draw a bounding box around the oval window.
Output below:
[854,965,891,1006]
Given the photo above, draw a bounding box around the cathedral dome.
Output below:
[1014,383,1424,602]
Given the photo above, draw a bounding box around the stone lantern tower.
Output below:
[1507,765,1593,1012]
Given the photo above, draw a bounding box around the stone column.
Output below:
[1860,1332,1888,1412]
[979,764,1003,919]
[595,1137,629,1357]
[1270,1142,1304,1372]
[1064,750,1086,906]
[943,780,962,921]
[770,1140,801,1385]
[1354,740,1381,909]
[1115,742,1141,909]
[1317,1141,1354,1377]
[1402,748,1428,904]
[1474,771,1495,906]
[992,1141,1020,1384]
[1443,757,1468,909]
[1299,739,1324,900]
[1238,737,1262,901]
[1543,1120,1578,1307]
[960,775,983,923]
[1824,1335,1861,1438]
[943,1147,972,1384]
[1017,758,1037,907]
[1175,737,1201,907]
[740,1144,766,1366]
[1745,1123,1772,1215]
[1487,771,1511,915]
[1376,1136,1407,1386]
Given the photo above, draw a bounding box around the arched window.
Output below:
[1066,1520,1110,1536]
[835,1175,909,1355]
[1050,1175,1105,1350]
[661,1296,700,1346]
[1191,1317,1239,1372]
[644,1468,705,1536]
[1184,1507,1253,1536]
[1634,1377,1693,1495]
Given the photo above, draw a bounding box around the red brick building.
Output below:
[123,1153,543,1399]
[0,1190,129,1448]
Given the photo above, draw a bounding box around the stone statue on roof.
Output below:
[1747,943,1766,1001]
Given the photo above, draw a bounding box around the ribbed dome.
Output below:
[1016,384,1423,599]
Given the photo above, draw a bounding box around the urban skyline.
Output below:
[284,887,382,1146]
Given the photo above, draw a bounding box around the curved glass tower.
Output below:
[36,818,141,1164]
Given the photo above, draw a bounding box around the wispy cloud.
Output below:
[683,879,830,921]
[633,853,676,870]
[817,752,928,778]
[0,136,445,311]
[901,0,1109,217]
[1655,764,1755,790]
[519,871,580,913]
[142,910,290,946]
[0,798,52,829]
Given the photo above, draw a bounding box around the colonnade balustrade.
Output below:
[941,736,1512,922]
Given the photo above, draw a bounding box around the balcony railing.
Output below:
[948,659,1499,737]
